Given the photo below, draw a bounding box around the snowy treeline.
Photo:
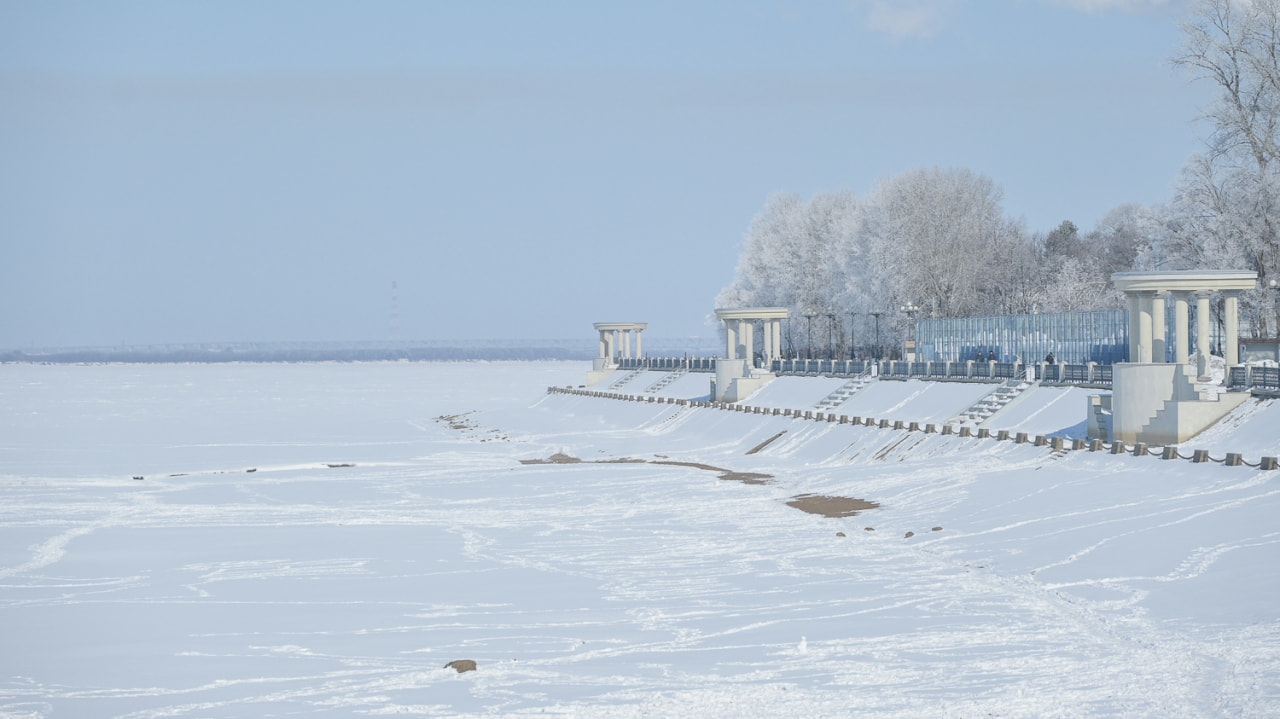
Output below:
[718,0,1280,356]
[715,168,1139,357]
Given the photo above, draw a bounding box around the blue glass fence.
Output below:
[916,309,1129,364]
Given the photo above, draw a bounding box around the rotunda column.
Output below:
[1173,291,1190,364]
[1136,291,1154,363]
[1151,291,1167,363]
[1126,291,1142,362]
[1224,290,1241,366]
[1195,290,1212,380]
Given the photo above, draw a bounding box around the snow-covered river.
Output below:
[2,361,1278,717]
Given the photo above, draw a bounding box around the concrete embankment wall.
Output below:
[545,386,1280,472]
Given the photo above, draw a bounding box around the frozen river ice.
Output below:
[2,361,1279,717]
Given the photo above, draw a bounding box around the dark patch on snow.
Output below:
[650,460,772,484]
[745,431,787,455]
[786,494,880,518]
[519,455,772,484]
[520,452,582,465]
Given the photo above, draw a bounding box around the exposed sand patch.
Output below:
[650,460,772,484]
[519,452,582,465]
[518,456,879,519]
[519,455,771,483]
[786,494,880,518]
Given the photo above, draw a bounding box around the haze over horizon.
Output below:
[2,0,1212,350]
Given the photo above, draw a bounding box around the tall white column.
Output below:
[725,320,737,360]
[1137,292,1153,363]
[762,319,773,364]
[635,329,642,359]
[1151,292,1167,363]
[599,331,608,359]
[623,330,632,359]
[1196,290,1212,380]
[1127,292,1142,362]
[1224,291,1240,366]
[774,320,783,362]
[1174,291,1190,364]
[607,331,616,361]
[742,320,755,364]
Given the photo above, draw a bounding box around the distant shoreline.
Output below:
[0,339,723,365]
[0,347,599,364]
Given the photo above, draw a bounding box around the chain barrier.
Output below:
[548,386,1278,470]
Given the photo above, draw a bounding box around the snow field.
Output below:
[1,361,1279,717]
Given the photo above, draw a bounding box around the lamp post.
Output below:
[1271,279,1278,338]
[900,302,919,361]
[870,311,883,360]
[848,311,859,359]
[826,312,836,359]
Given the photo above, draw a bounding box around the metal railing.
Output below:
[1229,365,1280,391]
[771,359,871,375]
[617,357,717,372]
[611,356,1280,391]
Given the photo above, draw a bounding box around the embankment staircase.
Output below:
[950,377,1037,425]
[607,369,645,390]
[812,373,877,411]
[645,369,688,393]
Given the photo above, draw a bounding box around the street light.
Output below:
[1271,279,1278,338]
[848,311,859,359]
[870,311,883,360]
[900,302,919,361]
[826,312,836,359]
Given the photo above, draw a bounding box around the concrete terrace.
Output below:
[568,369,1280,466]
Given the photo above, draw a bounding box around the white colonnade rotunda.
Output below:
[1111,270,1258,380]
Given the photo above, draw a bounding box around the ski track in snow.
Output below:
[1,362,1278,717]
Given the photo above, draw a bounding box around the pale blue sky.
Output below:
[1,0,1210,348]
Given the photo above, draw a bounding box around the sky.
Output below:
[0,0,1216,349]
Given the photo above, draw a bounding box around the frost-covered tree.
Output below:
[987,236,1044,316]
[1175,0,1280,177]
[1087,203,1154,279]
[717,167,1141,358]
[865,167,1025,319]
[1036,258,1114,313]
[715,191,864,356]
[1170,0,1280,334]
[1041,220,1085,264]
